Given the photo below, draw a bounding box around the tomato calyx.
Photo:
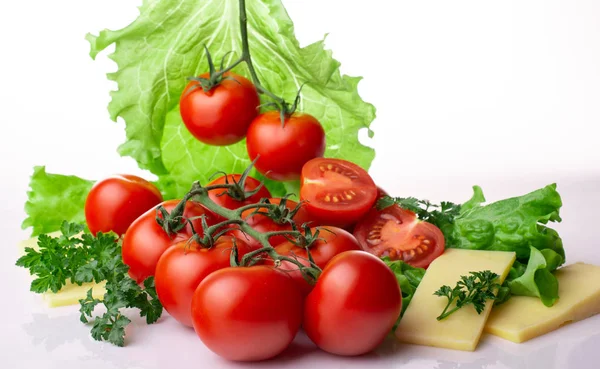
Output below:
[209,161,267,203]
[260,83,307,126]
[247,195,306,226]
[164,163,324,285]
[185,46,245,93]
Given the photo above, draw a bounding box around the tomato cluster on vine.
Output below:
[84,155,448,361]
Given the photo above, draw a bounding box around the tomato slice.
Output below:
[353,205,445,268]
[300,158,377,227]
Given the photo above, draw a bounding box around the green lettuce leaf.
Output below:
[22,167,94,237]
[382,257,426,329]
[506,247,562,306]
[443,184,564,306]
[86,0,376,199]
[443,184,564,261]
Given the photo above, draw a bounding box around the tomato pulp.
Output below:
[353,204,445,268]
[300,158,377,227]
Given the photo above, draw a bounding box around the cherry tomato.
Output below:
[122,200,215,283]
[207,174,271,218]
[353,204,445,268]
[246,111,326,181]
[180,73,259,146]
[304,251,402,356]
[84,175,163,236]
[273,226,361,295]
[376,186,389,199]
[230,198,314,248]
[300,158,377,227]
[191,266,303,361]
[155,237,253,327]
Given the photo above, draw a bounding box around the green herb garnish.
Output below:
[434,270,500,321]
[377,196,461,230]
[16,222,163,347]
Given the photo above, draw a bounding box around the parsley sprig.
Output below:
[16,222,163,346]
[377,196,461,230]
[434,270,500,321]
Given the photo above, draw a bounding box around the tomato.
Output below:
[353,204,445,269]
[376,186,389,199]
[84,175,163,236]
[246,111,326,181]
[300,158,377,227]
[180,72,259,146]
[191,266,303,361]
[155,237,253,327]
[231,198,314,248]
[122,200,215,283]
[303,251,402,356]
[207,174,271,217]
[273,226,361,295]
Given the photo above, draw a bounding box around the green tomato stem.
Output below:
[177,181,320,281]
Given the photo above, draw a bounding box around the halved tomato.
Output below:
[353,205,445,268]
[300,158,377,227]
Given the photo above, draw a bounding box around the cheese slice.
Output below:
[485,262,600,343]
[395,249,516,351]
[19,233,106,307]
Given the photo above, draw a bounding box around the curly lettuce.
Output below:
[444,184,564,306]
[86,0,376,199]
[22,167,94,237]
[23,0,376,235]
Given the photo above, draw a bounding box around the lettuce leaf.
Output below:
[444,184,565,306]
[506,247,562,307]
[443,184,564,261]
[382,257,426,329]
[86,0,376,199]
[22,167,94,237]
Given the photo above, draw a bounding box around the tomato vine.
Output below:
[158,164,322,284]
[189,0,302,123]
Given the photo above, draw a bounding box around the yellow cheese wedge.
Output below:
[395,249,516,351]
[19,233,106,307]
[485,262,600,343]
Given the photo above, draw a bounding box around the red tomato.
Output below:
[376,186,389,199]
[304,251,402,356]
[246,111,326,181]
[207,174,271,217]
[122,200,215,283]
[180,73,259,146]
[273,226,361,295]
[353,205,445,269]
[231,198,314,248]
[300,158,377,227]
[84,175,163,236]
[191,266,303,361]
[155,237,253,327]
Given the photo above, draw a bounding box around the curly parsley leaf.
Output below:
[18,223,163,347]
[377,196,462,230]
[434,270,500,320]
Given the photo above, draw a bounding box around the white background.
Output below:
[0,1,599,368]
